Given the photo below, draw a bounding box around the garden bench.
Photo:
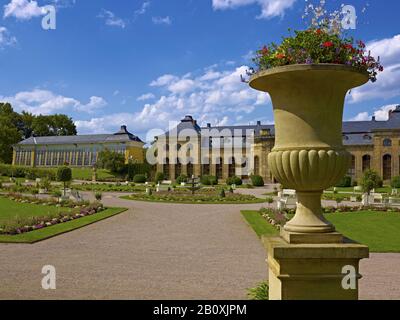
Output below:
[277,189,297,210]
[156,182,172,192]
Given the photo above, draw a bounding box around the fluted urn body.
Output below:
[250,64,368,235]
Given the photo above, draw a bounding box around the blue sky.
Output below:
[0,0,399,140]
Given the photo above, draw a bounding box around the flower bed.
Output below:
[124,190,264,204]
[0,194,104,236]
[260,205,400,229]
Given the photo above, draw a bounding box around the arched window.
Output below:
[362,155,371,172]
[163,158,170,180]
[216,157,223,179]
[383,154,392,180]
[348,155,356,177]
[383,139,392,147]
[254,156,260,176]
[228,157,236,177]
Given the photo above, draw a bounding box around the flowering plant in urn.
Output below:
[248,1,383,239]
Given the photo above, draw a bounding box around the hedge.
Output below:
[250,175,265,187]
[226,176,243,186]
[0,164,56,180]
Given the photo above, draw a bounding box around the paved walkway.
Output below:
[0,193,399,300]
[0,195,266,300]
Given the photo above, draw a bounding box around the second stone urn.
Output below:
[250,64,369,241]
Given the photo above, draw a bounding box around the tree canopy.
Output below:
[0,103,77,164]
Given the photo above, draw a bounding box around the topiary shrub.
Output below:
[250,175,265,187]
[133,174,147,183]
[391,176,400,188]
[95,192,102,201]
[155,172,165,183]
[57,166,72,196]
[226,176,243,186]
[201,175,218,186]
[336,175,352,188]
[176,174,188,184]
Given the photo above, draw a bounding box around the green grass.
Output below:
[241,210,279,238]
[0,197,72,225]
[0,207,127,244]
[327,211,400,252]
[70,168,119,181]
[241,210,400,252]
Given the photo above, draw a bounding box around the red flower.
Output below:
[343,44,353,50]
[323,41,334,48]
[316,29,322,35]
[276,53,285,59]
[261,46,269,55]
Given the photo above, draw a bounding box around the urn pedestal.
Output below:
[249,64,370,300]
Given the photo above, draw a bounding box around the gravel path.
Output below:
[0,194,267,300]
[0,192,399,300]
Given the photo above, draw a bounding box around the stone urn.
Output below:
[250,64,368,238]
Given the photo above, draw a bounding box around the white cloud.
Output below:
[137,93,155,101]
[134,1,150,19]
[152,16,172,25]
[212,0,296,19]
[0,89,107,115]
[349,104,399,122]
[0,26,17,48]
[98,9,126,29]
[349,34,400,103]
[150,74,178,87]
[76,64,272,136]
[3,0,45,20]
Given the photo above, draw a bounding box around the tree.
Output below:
[360,170,382,195]
[31,114,77,137]
[57,166,72,196]
[0,103,23,164]
[97,149,126,173]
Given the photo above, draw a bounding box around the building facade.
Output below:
[155,108,400,183]
[13,126,145,167]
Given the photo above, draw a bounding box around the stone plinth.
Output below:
[263,237,369,300]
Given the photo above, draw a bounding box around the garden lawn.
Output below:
[71,168,119,181]
[327,211,400,253]
[241,210,400,253]
[241,211,279,238]
[0,205,127,244]
[0,197,71,225]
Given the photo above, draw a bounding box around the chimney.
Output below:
[257,121,261,126]
[121,125,127,132]
[372,116,376,122]
[207,123,211,128]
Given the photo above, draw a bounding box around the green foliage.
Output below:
[250,175,265,187]
[361,170,383,194]
[391,176,400,189]
[200,175,218,186]
[40,178,52,190]
[247,281,269,300]
[336,175,352,188]
[0,103,76,164]
[266,197,274,204]
[52,190,62,198]
[126,161,153,181]
[133,174,147,183]
[176,174,188,184]
[97,149,126,173]
[57,166,72,183]
[155,172,165,183]
[226,176,243,186]
[219,189,226,198]
[95,192,102,201]
[57,166,72,196]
